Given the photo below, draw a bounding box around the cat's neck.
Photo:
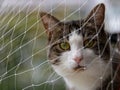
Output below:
[63,60,111,90]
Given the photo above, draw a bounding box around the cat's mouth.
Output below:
[74,65,86,71]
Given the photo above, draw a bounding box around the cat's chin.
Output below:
[73,65,86,71]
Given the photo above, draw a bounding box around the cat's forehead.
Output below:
[50,20,96,43]
[64,20,82,32]
[69,31,83,43]
[49,20,82,42]
[59,20,83,38]
[63,20,95,36]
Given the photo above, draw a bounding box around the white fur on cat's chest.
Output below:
[53,59,110,90]
[64,61,110,90]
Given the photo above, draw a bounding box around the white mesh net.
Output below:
[0,0,120,90]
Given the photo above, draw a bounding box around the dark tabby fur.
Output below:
[40,3,120,90]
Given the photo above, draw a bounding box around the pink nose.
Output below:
[73,57,83,64]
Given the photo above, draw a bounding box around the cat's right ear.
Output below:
[85,3,105,27]
[40,12,60,33]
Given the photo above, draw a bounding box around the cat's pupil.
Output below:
[59,42,70,50]
[84,39,96,48]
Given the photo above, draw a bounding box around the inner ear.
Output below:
[85,3,105,26]
[40,12,61,41]
[40,12,60,32]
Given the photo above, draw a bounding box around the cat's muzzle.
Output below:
[74,65,86,71]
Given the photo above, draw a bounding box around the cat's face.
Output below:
[41,4,110,77]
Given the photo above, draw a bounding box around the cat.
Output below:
[40,3,120,90]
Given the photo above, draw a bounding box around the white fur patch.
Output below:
[52,31,111,90]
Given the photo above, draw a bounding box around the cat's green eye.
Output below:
[59,42,70,50]
[84,40,96,48]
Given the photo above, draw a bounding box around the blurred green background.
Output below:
[0,9,83,90]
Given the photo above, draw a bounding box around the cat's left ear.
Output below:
[85,3,105,26]
[40,12,61,41]
[40,12,60,32]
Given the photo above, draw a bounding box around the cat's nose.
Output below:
[73,56,83,64]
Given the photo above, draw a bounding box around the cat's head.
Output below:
[40,3,110,77]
